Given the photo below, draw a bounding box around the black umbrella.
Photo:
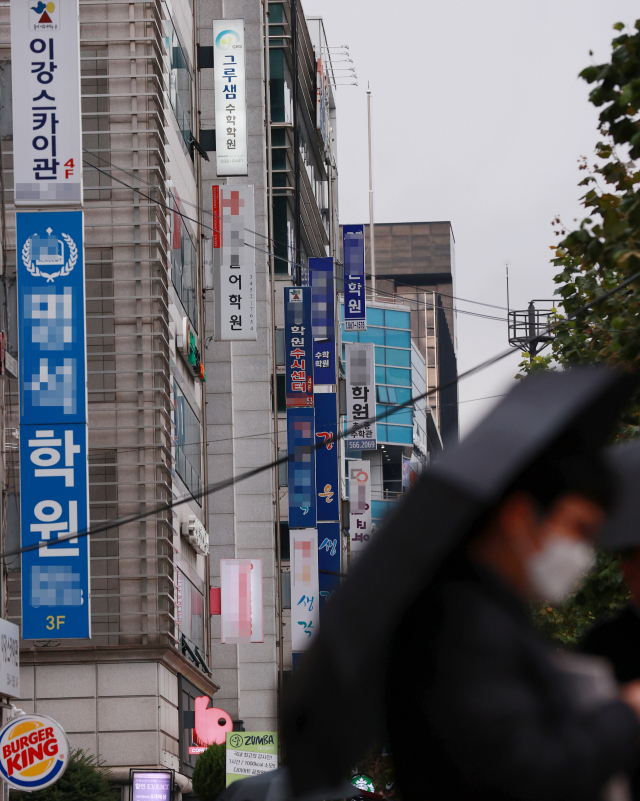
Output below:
[599,439,640,551]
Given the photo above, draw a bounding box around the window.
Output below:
[171,199,199,330]
[164,18,193,151]
[177,569,204,652]
[174,381,202,500]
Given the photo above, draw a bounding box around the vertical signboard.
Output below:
[316,59,329,149]
[309,257,336,385]
[349,460,372,563]
[317,521,340,619]
[290,529,319,652]
[315,392,339,522]
[213,19,248,176]
[213,185,256,341]
[17,211,90,639]
[287,407,316,529]
[11,0,83,205]
[343,225,366,331]
[284,286,313,407]
[345,342,377,451]
[220,558,264,644]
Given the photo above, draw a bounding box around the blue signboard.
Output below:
[315,392,339,522]
[343,225,366,331]
[318,522,340,619]
[287,407,317,528]
[17,211,90,640]
[284,286,314,407]
[309,257,336,385]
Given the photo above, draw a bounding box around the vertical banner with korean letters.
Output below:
[345,342,377,451]
[309,257,336,385]
[213,185,256,341]
[315,392,338,522]
[11,0,83,205]
[284,287,313,407]
[213,19,248,176]
[17,211,90,639]
[219,558,264,644]
[342,225,366,331]
[290,529,319,652]
[349,460,372,564]
[287,407,316,529]
[317,521,340,619]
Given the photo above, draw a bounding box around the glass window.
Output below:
[375,365,386,385]
[385,407,412,426]
[387,425,413,444]
[164,18,193,151]
[375,346,386,365]
[385,328,411,348]
[359,327,385,345]
[385,309,410,329]
[366,307,384,326]
[377,386,389,403]
[385,348,411,368]
[174,381,202,500]
[395,387,412,404]
[177,570,204,652]
[342,329,358,342]
[171,201,199,330]
[387,386,398,403]
[377,424,388,442]
[386,367,411,387]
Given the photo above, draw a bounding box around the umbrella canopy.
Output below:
[599,439,640,551]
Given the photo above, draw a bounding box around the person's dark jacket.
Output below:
[583,606,640,684]
[385,553,640,801]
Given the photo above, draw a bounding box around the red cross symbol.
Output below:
[222,191,245,215]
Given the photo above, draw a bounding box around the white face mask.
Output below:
[526,534,596,603]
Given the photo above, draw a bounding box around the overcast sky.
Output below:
[304,0,639,438]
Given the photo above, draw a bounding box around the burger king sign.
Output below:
[0,714,69,790]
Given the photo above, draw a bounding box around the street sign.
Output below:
[226,731,278,786]
[343,225,366,331]
[0,714,69,791]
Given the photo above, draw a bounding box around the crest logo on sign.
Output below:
[0,714,69,791]
[29,1,60,30]
[22,227,77,282]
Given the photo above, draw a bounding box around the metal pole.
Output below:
[264,0,284,746]
[367,87,375,296]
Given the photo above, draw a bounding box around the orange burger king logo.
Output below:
[0,714,69,790]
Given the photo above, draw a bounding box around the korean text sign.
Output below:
[287,407,317,528]
[284,286,313,407]
[345,342,377,451]
[132,771,172,801]
[349,460,372,563]
[11,0,83,205]
[309,257,336,385]
[17,211,90,640]
[315,392,339,522]
[290,530,319,652]
[343,225,366,331]
[219,558,264,644]
[317,521,340,619]
[213,185,256,340]
[213,19,248,176]
[226,732,278,787]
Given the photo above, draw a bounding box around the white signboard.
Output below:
[213,19,248,176]
[213,185,256,341]
[349,460,372,563]
[290,529,319,652]
[220,558,263,644]
[0,618,19,699]
[10,0,83,205]
[345,343,377,451]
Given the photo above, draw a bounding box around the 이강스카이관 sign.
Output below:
[349,460,372,563]
[343,225,366,331]
[213,19,248,176]
[345,342,377,451]
[17,211,90,640]
[226,732,278,786]
[213,185,256,341]
[11,0,83,205]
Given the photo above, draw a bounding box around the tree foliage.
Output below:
[520,20,640,644]
[9,749,119,801]
[192,742,227,801]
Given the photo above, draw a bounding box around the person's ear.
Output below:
[496,492,540,543]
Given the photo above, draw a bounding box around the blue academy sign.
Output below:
[314,392,339,522]
[17,211,90,640]
[343,225,366,331]
[287,407,317,528]
[309,257,336,385]
[284,286,314,407]
[318,521,340,620]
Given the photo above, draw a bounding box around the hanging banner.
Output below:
[17,211,90,640]
[213,185,256,341]
[402,455,411,489]
[290,529,319,652]
[349,460,372,564]
[316,59,329,148]
[345,342,377,451]
[213,19,248,176]
[315,392,339,522]
[309,257,336,385]
[284,286,313,407]
[318,521,340,619]
[11,0,83,205]
[287,407,316,528]
[343,225,366,331]
[219,558,263,644]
